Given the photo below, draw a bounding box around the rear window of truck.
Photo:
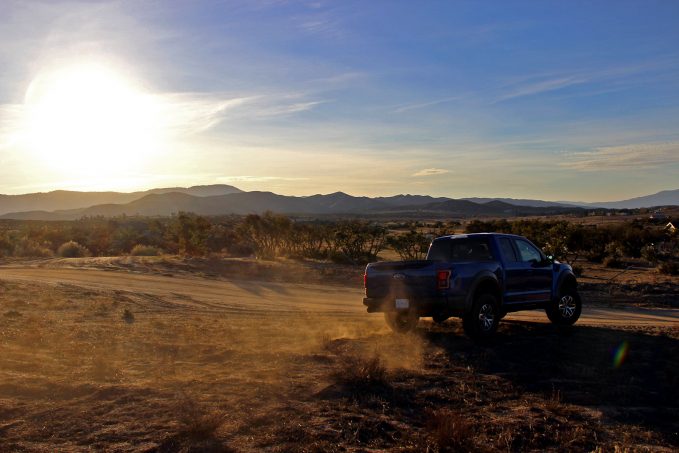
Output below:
[427,237,495,261]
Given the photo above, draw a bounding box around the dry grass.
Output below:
[0,272,677,451]
[425,409,476,452]
[172,395,227,443]
[336,354,389,391]
[7,253,677,309]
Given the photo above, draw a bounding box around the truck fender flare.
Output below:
[464,272,501,313]
[553,270,577,301]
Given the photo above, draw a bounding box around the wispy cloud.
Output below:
[495,76,587,103]
[412,168,450,177]
[560,142,679,171]
[253,99,329,117]
[493,56,679,104]
[154,94,258,135]
[296,6,345,39]
[393,96,462,113]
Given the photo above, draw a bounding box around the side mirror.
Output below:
[531,256,553,267]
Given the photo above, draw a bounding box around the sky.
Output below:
[0,0,678,202]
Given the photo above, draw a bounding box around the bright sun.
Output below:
[22,63,162,183]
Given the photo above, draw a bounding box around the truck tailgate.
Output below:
[365,260,441,300]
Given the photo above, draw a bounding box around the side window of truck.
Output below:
[499,237,518,262]
[427,239,451,261]
[514,239,542,263]
[427,238,495,261]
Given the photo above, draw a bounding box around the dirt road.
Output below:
[1,267,677,327]
[1,265,678,451]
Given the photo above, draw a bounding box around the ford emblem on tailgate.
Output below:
[392,273,406,280]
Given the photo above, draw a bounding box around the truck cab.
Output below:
[363,233,581,338]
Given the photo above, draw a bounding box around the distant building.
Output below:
[650,211,669,221]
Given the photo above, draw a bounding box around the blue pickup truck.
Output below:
[363,233,581,338]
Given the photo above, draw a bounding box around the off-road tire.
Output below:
[546,285,582,326]
[384,311,419,333]
[432,314,449,324]
[463,293,500,339]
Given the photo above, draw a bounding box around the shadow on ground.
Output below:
[422,320,679,443]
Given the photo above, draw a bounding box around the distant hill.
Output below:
[0,185,241,216]
[0,185,676,220]
[462,197,576,208]
[398,199,586,217]
[0,191,586,220]
[375,194,451,206]
[570,189,679,209]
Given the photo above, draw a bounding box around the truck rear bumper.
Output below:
[363,295,466,316]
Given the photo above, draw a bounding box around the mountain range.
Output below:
[559,190,679,209]
[0,186,676,221]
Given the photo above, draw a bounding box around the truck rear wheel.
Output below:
[463,293,500,339]
[384,311,419,333]
[546,286,581,326]
[432,314,449,324]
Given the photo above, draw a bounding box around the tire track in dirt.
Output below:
[1,267,678,326]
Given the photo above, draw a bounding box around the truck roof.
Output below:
[434,232,525,240]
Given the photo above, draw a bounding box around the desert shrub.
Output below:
[658,261,679,275]
[174,396,226,440]
[603,241,626,268]
[333,221,387,263]
[641,244,658,264]
[122,309,135,323]
[336,354,389,390]
[12,238,53,257]
[603,256,625,269]
[463,218,670,265]
[171,212,212,256]
[585,249,606,263]
[111,227,143,254]
[465,219,591,264]
[0,233,14,257]
[327,250,354,264]
[387,230,430,260]
[206,223,239,254]
[286,222,331,259]
[57,240,90,258]
[425,409,475,452]
[130,244,161,256]
[238,211,292,259]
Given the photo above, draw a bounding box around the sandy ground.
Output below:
[0,267,677,327]
[1,263,678,452]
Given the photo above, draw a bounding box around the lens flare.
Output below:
[612,340,629,368]
[20,62,163,185]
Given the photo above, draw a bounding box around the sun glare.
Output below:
[22,63,162,183]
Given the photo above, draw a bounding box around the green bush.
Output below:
[57,241,90,258]
[130,244,162,256]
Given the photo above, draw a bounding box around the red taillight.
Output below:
[364,273,367,288]
[437,270,451,290]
